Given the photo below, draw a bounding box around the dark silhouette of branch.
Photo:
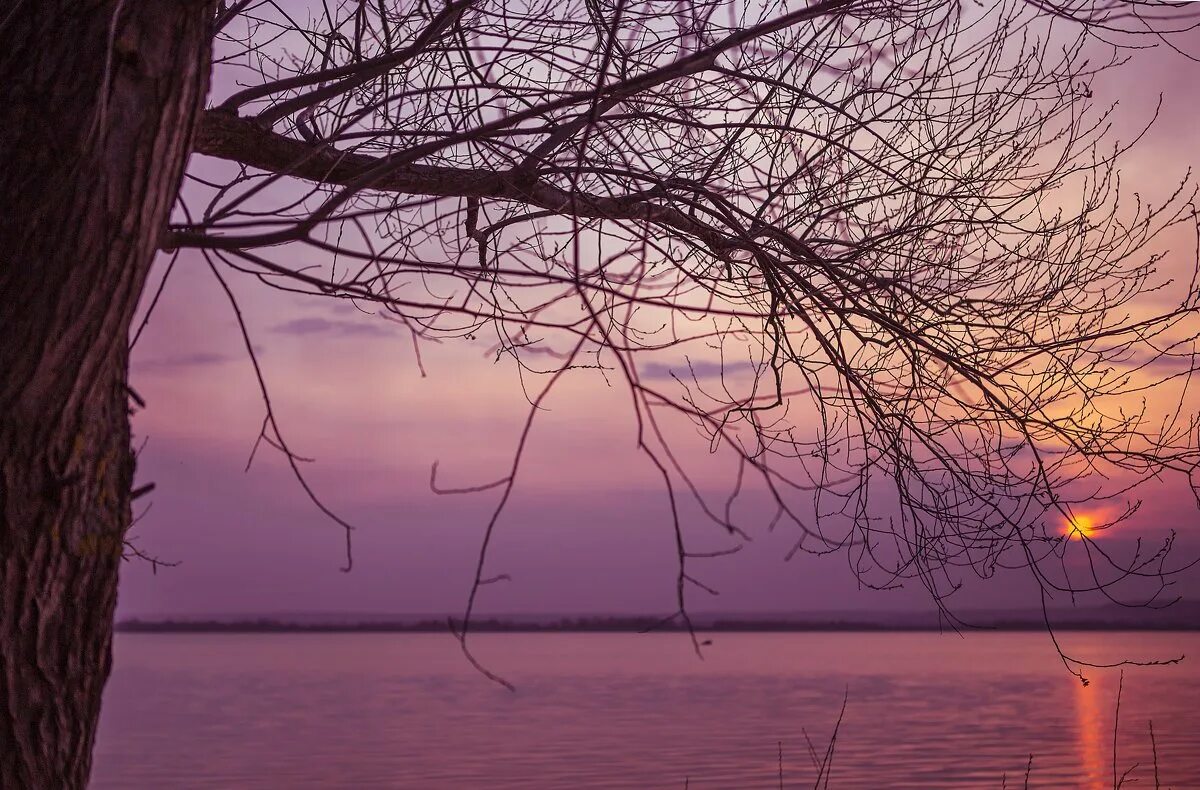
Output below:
[179,0,1200,684]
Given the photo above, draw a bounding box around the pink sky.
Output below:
[117,20,1200,621]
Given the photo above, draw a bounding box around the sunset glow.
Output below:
[6,0,1200,787]
[1064,513,1100,541]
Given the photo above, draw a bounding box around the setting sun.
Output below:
[1064,513,1099,540]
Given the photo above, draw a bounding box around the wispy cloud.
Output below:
[1114,347,1198,375]
[640,359,754,380]
[133,352,236,372]
[270,317,393,338]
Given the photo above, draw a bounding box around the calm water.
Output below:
[93,632,1200,788]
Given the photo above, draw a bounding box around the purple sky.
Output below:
[117,22,1200,621]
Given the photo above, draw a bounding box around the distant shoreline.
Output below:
[115,617,1200,634]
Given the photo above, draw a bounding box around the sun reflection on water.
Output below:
[1073,675,1107,790]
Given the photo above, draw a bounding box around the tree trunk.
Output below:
[0,2,212,787]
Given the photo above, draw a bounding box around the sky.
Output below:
[117,12,1200,622]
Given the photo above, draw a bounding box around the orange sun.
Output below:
[1063,512,1099,540]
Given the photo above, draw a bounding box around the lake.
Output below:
[93,631,1200,788]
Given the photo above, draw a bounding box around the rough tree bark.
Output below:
[0,2,213,787]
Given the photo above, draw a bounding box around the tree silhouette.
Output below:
[2,0,1199,785]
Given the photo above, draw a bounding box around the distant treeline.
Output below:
[115,615,1199,633]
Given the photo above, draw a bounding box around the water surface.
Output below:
[93,631,1200,788]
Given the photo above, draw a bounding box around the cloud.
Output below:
[1114,348,1198,375]
[270,316,394,338]
[133,352,236,372]
[640,359,754,380]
